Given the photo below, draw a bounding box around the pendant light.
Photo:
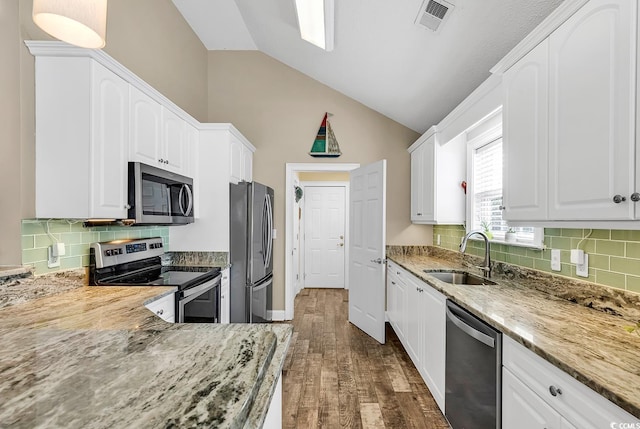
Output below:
[32,0,108,49]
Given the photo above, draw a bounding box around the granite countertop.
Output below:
[0,274,292,429]
[386,247,640,419]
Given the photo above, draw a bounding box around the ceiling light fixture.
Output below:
[294,0,334,51]
[32,0,108,49]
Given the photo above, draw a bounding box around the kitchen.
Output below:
[1,0,640,428]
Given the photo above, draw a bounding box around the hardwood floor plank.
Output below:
[359,403,386,428]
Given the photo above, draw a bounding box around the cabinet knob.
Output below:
[391,281,396,285]
[156,309,164,315]
[548,385,562,397]
[159,158,164,163]
[416,213,422,216]
[631,192,640,202]
[613,195,627,204]
[124,204,131,210]
[499,205,506,210]
[165,160,169,164]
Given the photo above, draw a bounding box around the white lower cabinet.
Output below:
[145,293,175,323]
[502,336,637,429]
[220,267,230,324]
[386,261,446,413]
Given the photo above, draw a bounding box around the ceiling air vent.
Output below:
[415,0,454,32]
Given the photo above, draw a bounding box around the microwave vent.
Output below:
[416,0,454,32]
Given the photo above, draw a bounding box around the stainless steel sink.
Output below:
[424,271,497,286]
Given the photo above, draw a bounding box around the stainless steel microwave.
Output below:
[128,162,194,225]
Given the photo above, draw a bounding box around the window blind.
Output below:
[472,138,535,243]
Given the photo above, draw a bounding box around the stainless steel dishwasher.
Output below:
[445,300,502,429]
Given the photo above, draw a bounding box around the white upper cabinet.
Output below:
[548,0,635,220]
[230,137,254,184]
[32,56,129,219]
[90,62,130,219]
[502,39,549,221]
[408,127,465,224]
[130,87,191,176]
[161,107,187,174]
[129,86,161,168]
[501,0,637,223]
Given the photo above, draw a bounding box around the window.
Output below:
[466,111,543,248]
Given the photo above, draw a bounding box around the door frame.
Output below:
[285,163,360,320]
[300,181,349,290]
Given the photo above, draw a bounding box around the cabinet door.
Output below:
[410,145,425,221]
[503,368,561,429]
[420,136,436,221]
[161,107,187,174]
[394,270,408,343]
[420,286,446,413]
[548,0,635,220]
[242,146,253,182]
[405,279,423,367]
[90,62,129,219]
[229,138,243,184]
[503,39,549,221]
[185,123,198,179]
[220,268,230,324]
[130,86,161,167]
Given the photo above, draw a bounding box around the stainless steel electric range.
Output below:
[89,237,221,323]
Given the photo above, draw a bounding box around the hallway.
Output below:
[281,288,450,428]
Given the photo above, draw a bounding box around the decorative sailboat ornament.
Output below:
[309,113,342,157]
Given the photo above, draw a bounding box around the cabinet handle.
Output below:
[159,158,164,163]
[156,309,164,315]
[548,385,562,397]
[396,271,401,275]
[391,281,396,285]
[165,160,169,164]
[631,192,640,202]
[613,195,626,204]
[416,212,422,216]
[499,205,505,210]
[124,204,131,210]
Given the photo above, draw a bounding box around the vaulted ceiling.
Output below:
[172,0,563,133]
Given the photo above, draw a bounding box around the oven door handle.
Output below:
[446,306,495,348]
[182,275,221,299]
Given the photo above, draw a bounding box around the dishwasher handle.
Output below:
[446,306,495,348]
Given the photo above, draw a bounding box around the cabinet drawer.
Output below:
[503,336,636,428]
[145,293,175,323]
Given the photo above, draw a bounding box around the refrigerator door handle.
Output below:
[265,194,273,268]
[261,194,268,266]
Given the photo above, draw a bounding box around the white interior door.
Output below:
[348,160,386,344]
[304,186,346,288]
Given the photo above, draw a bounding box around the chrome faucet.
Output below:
[460,230,492,279]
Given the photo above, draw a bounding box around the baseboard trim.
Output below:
[269,310,287,321]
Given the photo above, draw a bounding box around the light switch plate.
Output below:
[576,254,589,277]
[551,249,561,271]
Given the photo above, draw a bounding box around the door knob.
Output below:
[613,194,626,204]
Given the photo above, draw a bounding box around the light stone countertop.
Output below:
[387,246,640,419]
[0,278,292,429]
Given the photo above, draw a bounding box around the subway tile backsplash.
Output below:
[433,225,640,294]
[21,220,169,275]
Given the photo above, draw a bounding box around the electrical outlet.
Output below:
[576,254,589,277]
[48,245,60,268]
[551,249,561,271]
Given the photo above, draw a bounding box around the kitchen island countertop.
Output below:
[0,278,292,429]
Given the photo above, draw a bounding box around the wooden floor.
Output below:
[281,288,451,429]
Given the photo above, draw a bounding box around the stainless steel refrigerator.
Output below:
[229,182,274,323]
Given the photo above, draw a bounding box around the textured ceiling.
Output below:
[173,0,563,133]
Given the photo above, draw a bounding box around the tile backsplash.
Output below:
[21,220,169,275]
[433,225,640,294]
